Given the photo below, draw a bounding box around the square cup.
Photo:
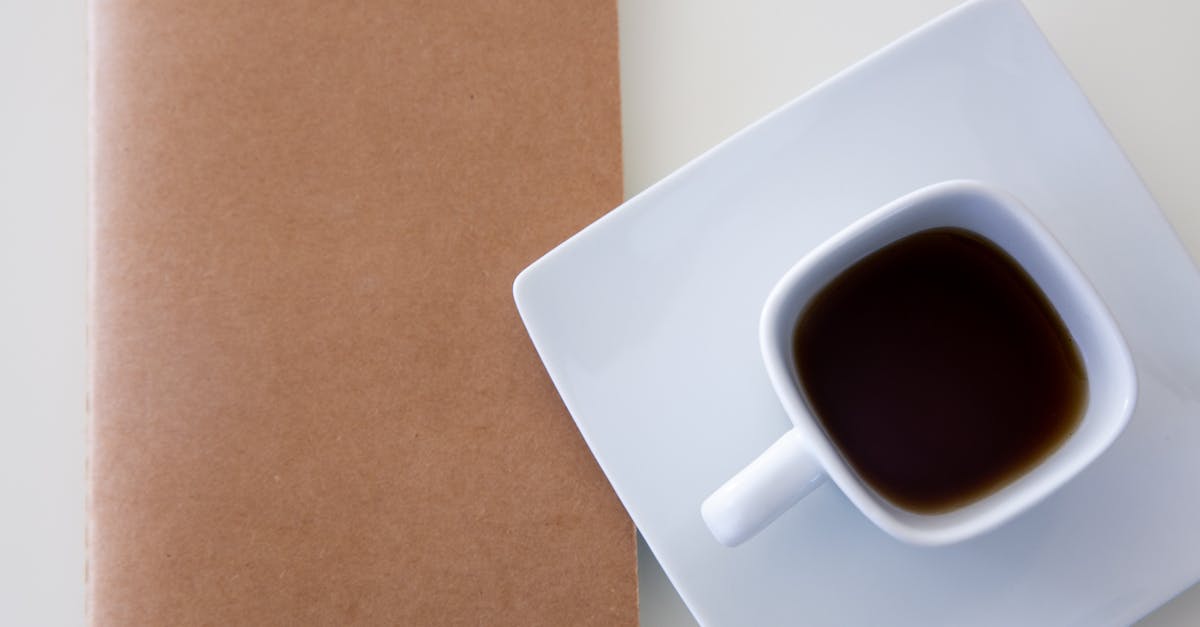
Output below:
[702,180,1137,547]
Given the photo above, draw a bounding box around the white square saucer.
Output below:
[515,0,1200,624]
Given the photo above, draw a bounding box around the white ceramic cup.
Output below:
[701,180,1137,547]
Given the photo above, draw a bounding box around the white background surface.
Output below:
[1,1,87,625]
[0,0,1195,624]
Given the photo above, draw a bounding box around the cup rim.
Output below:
[759,179,1137,545]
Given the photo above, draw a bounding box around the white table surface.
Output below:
[0,1,1195,624]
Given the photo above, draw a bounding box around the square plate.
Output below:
[514,0,1200,624]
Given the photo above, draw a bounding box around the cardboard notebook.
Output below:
[89,1,634,624]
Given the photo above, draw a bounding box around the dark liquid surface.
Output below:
[793,228,1087,513]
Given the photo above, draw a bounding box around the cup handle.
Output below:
[701,429,826,546]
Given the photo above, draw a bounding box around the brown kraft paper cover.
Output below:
[89,1,634,624]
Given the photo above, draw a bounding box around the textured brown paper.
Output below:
[89,1,634,624]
